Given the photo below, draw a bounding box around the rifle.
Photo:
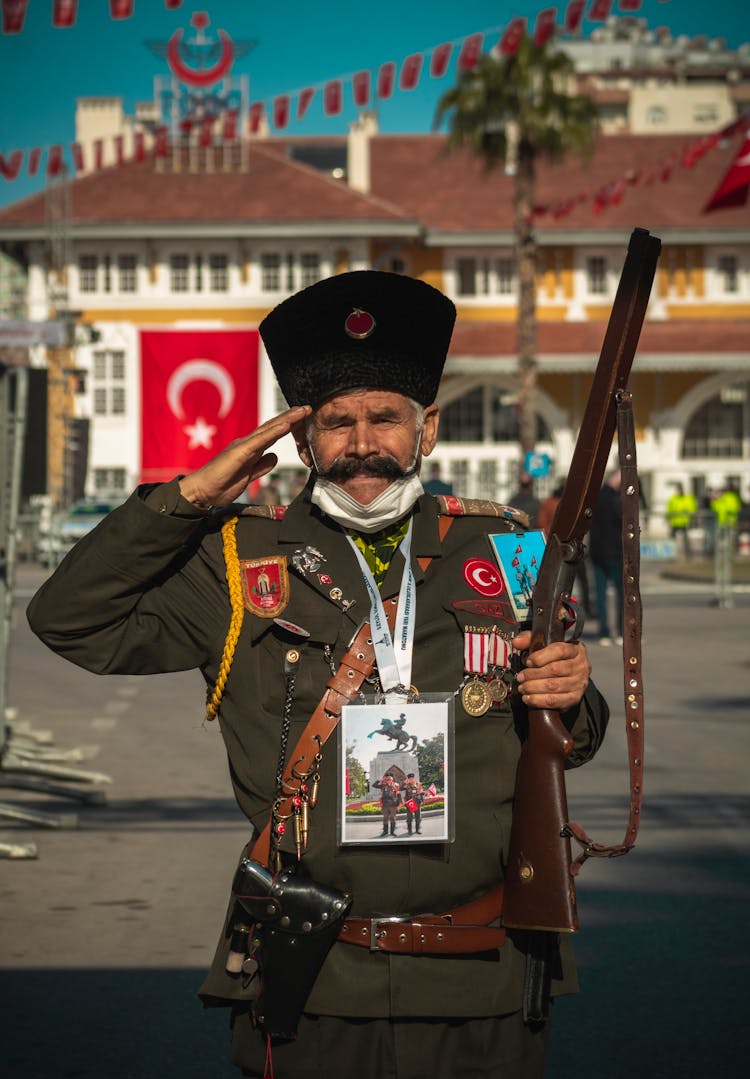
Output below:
[502,227,661,936]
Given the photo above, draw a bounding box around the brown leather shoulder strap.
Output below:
[566,389,645,872]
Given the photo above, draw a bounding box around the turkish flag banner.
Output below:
[109,0,134,19]
[618,0,642,10]
[499,17,527,55]
[0,149,23,181]
[52,0,77,27]
[430,42,453,78]
[46,145,64,177]
[377,62,396,99]
[564,0,586,33]
[273,94,290,130]
[352,70,371,107]
[27,147,41,176]
[534,8,557,47]
[457,33,484,70]
[71,142,85,173]
[297,87,315,119]
[703,134,750,212]
[248,102,265,134]
[324,79,343,116]
[140,330,260,483]
[587,0,613,21]
[2,0,28,33]
[399,53,423,91]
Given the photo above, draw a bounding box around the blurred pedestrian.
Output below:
[665,483,697,560]
[588,469,624,646]
[509,472,540,528]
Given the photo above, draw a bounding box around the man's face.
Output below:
[296,388,438,505]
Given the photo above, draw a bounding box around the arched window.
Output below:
[682,382,748,458]
[440,385,552,443]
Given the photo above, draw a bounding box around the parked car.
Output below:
[36,500,121,567]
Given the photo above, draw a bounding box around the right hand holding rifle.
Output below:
[178,405,312,509]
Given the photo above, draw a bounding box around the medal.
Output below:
[461,676,492,717]
[487,676,510,704]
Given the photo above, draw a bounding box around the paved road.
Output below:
[1,563,748,1078]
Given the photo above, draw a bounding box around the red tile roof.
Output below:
[449,319,750,357]
[1,131,747,232]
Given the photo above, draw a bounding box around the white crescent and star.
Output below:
[166,359,235,451]
[463,558,505,598]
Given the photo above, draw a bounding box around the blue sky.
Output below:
[1,0,747,208]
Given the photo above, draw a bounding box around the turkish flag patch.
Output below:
[462,558,505,598]
[240,557,290,618]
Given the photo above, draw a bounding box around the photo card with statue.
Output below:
[488,529,547,623]
[338,695,454,846]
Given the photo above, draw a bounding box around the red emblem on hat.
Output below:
[462,558,505,598]
[344,308,376,339]
[240,556,290,617]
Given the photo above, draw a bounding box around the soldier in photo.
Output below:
[372,772,402,836]
[27,270,607,1079]
[401,771,425,835]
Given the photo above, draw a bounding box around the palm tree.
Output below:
[434,33,599,458]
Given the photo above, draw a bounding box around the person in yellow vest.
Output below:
[666,483,698,559]
[711,485,742,551]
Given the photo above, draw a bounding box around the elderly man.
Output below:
[28,271,607,1079]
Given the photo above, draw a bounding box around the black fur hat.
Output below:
[259,270,456,408]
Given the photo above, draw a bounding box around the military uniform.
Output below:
[373,774,402,835]
[27,481,607,1035]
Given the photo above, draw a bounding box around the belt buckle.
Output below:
[370,915,410,952]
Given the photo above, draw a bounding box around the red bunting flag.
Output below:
[154,125,170,156]
[109,0,135,19]
[564,0,586,33]
[273,94,290,129]
[2,0,29,33]
[430,42,453,77]
[457,32,484,70]
[94,138,104,171]
[377,62,396,99]
[534,8,557,47]
[248,102,265,134]
[164,1,183,9]
[323,79,342,116]
[70,142,85,173]
[52,0,77,27]
[139,329,260,484]
[297,87,315,120]
[222,108,238,141]
[499,17,526,55]
[199,115,213,148]
[27,147,41,176]
[399,53,423,91]
[114,133,125,164]
[134,131,146,161]
[618,0,643,10]
[46,145,64,177]
[587,0,613,20]
[703,133,750,212]
[352,70,371,107]
[0,149,23,181]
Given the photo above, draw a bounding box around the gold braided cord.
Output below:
[205,517,245,722]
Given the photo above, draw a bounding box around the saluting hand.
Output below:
[178,405,312,508]
[512,631,592,714]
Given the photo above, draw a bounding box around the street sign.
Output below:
[524,451,551,478]
[0,321,67,348]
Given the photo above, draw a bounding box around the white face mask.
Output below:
[311,472,424,533]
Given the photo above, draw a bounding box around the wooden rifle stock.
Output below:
[502,228,662,933]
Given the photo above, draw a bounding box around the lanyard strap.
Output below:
[346,521,416,696]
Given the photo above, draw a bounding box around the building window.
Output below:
[209,253,229,291]
[717,254,738,294]
[300,252,321,288]
[261,253,281,291]
[93,467,127,493]
[92,349,126,416]
[587,256,607,295]
[693,103,718,125]
[682,382,747,458]
[79,254,98,293]
[645,105,668,126]
[457,258,477,297]
[456,256,516,298]
[170,254,190,292]
[0,252,26,318]
[117,254,137,292]
[440,385,551,443]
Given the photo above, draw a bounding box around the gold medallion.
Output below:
[487,677,510,704]
[461,676,491,717]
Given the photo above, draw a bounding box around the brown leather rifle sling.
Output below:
[503,227,662,935]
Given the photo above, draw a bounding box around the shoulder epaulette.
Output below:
[435,494,530,529]
[236,504,287,520]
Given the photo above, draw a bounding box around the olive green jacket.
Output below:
[27,479,608,1019]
